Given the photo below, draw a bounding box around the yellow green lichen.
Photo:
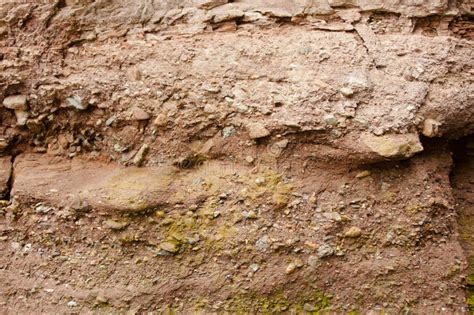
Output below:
[217,290,331,314]
[467,274,474,286]
[467,288,474,313]
[405,203,430,214]
[242,171,293,209]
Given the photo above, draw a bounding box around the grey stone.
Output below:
[323,114,338,126]
[317,243,334,258]
[133,144,149,166]
[256,235,269,252]
[249,263,259,272]
[307,255,319,267]
[323,212,342,222]
[67,95,88,110]
[222,125,236,138]
[35,203,54,214]
[105,116,116,126]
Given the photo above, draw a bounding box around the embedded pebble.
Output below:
[105,219,129,231]
[160,241,180,253]
[133,144,149,166]
[318,243,335,258]
[67,95,87,110]
[130,106,150,121]
[344,226,362,238]
[247,122,270,139]
[356,170,371,178]
[3,95,28,110]
[285,262,297,274]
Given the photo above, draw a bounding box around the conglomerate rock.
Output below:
[0,1,472,313]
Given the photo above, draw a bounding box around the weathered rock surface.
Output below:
[0,1,472,314]
[0,157,11,199]
[12,154,250,213]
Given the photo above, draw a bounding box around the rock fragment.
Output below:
[340,87,354,97]
[222,125,236,138]
[355,170,371,179]
[323,212,342,222]
[160,241,180,254]
[285,263,297,274]
[247,122,270,139]
[323,114,338,126]
[194,0,228,10]
[95,293,108,304]
[3,95,29,126]
[275,139,289,149]
[361,133,423,160]
[153,114,167,128]
[35,203,54,214]
[0,138,9,152]
[344,226,362,238]
[130,106,150,121]
[245,155,254,164]
[105,219,129,230]
[133,144,149,166]
[243,210,257,219]
[14,110,29,126]
[304,303,317,312]
[422,119,441,138]
[67,95,88,110]
[212,9,244,23]
[307,255,319,267]
[317,243,334,258]
[3,95,27,110]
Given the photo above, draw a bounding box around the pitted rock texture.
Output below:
[0,1,473,314]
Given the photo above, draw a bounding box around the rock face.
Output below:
[0,1,472,314]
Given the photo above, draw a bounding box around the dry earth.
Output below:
[0,0,473,313]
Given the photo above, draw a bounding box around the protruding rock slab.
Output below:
[12,154,174,213]
[11,154,250,213]
[361,133,423,160]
